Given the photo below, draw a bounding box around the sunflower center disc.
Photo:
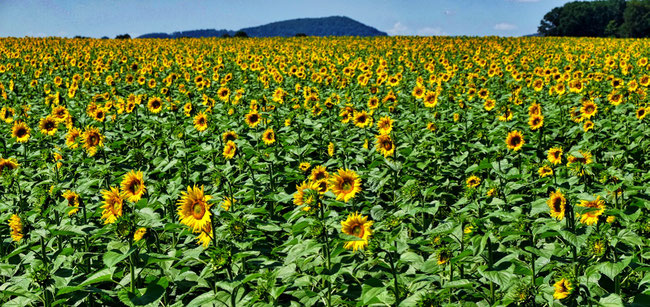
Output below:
[192,202,205,219]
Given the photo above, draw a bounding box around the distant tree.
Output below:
[538,7,562,36]
[221,33,231,38]
[619,0,650,37]
[538,0,628,37]
[294,33,307,37]
[234,31,248,38]
[115,34,131,39]
[101,36,109,39]
[73,35,90,39]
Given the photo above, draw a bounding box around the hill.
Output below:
[137,16,386,38]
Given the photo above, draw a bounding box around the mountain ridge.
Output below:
[137,16,387,38]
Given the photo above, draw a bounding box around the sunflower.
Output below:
[528,103,541,116]
[82,126,104,156]
[8,214,23,242]
[505,130,525,151]
[328,142,335,157]
[11,121,30,143]
[183,102,192,117]
[637,107,648,120]
[553,278,572,300]
[121,170,146,202]
[484,99,496,111]
[196,224,213,247]
[412,85,425,99]
[100,187,124,224]
[578,196,605,225]
[567,151,592,166]
[580,100,597,119]
[375,134,395,157]
[51,105,69,122]
[548,147,562,165]
[177,185,212,232]
[221,197,235,211]
[193,111,208,132]
[299,161,311,172]
[424,92,438,108]
[133,228,147,242]
[222,130,238,143]
[310,165,329,182]
[148,97,164,113]
[437,249,452,265]
[0,157,19,175]
[39,116,58,136]
[466,175,481,188]
[367,96,379,109]
[329,168,361,202]
[547,190,566,220]
[340,212,373,252]
[262,128,276,145]
[538,165,553,177]
[223,141,237,159]
[58,190,78,215]
[217,87,231,101]
[376,116,393,134]
[607,91,622,106]
[528,115,544,131]
[245,110,261,128]
[91,108,106,122]
[293,181,320,211]
[583,120,594,132]
[353,110,372,128]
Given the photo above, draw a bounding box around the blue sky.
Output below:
[0,0,573,38]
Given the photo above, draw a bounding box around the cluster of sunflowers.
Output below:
[0,36,649,306]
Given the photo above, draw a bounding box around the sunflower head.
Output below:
[466,175,481,188]
[8,214,24,242]
[100,187,124,224]
[578,196,605,225]
[12,121,30,143]
[62,190,80,216]
[329,168,361,203]
[548,147,563,165]
[528,115,544,131]
[538,165,553,177]
[121,170,146,203]
[0,157,19,175]
[340,212,373,252]
[505,130,525,151]
[553,278,573,300]
[39,116,58,136]
[293,181,320,211]
[222,130,238,143]
[133,228,147,242]
[245,111,261,128]
[194,112,208,132]
[262,128,276,145]
[148,97,164,113]
[547,190,566,221]
[223,141,237,159]
[177,185,213,233]
[309,165,329,182]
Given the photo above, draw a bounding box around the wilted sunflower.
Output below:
[12,121,30,143]
[8,214,23,242]
[62,190,80,216]
[538,165,553,177]
[329,168,361,202]
[547,190,566,220]
[528,115,544,131]
[100,187,124,224]
[193,111,208,132]
[147,97,164,113]
[133,228,146,242]
[466,175,481,188]
[376,116,393,135]
[375,134,395,157]
[223,141,236,159]
[222,130,238,143]
[177,185,213,233]
[121,170,146,203]
[245,110,261,128]
[262,128,276,145]
[505,130,525,151]
[340,212,373,252]
[293,181,320,211]
[553,278,572,300]
[548,147,563,165]
[0,157,18,175]
[39,116,58,136]
[578,196,605,225]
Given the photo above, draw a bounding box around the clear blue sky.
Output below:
[0,0,573,38]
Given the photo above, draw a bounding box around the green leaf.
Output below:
[80,268,115,286]
[599,293,623,307]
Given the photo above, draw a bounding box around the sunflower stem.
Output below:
[318,197,332,307]
[388,240,401,305]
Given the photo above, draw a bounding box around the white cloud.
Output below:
[444,10,454,16]
[494,23,518,30]
[387,22,408,36]
[417,27,447,36]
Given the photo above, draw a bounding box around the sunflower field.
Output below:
[1,36,650,306]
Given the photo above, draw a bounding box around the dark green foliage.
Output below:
[538,0,650,38]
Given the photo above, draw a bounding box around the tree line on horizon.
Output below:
[538,0,650,37]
